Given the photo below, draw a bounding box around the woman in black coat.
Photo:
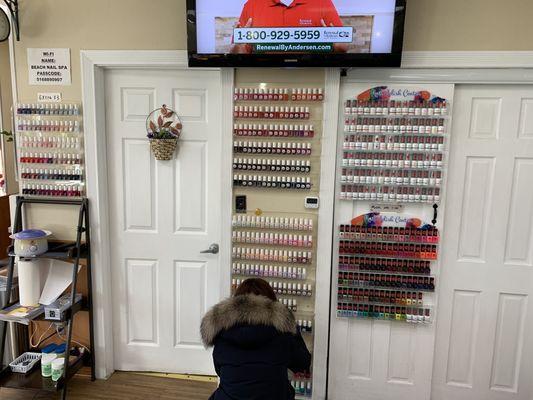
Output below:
[201,278,312,400]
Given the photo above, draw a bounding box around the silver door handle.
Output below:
[201,243,219,254]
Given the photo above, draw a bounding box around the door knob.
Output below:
[201,243,219,254]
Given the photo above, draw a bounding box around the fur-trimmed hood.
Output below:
[201,294,296,347]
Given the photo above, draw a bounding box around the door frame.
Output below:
[80,50,234,379]
[0,3,19,196]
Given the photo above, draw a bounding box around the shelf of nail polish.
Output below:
[337,287,425,306]
[343,100,448,116]
[20,167,83,181]
[232,247,313,264]
[343,117,447,133]
[19,152,83,165]
[16,100,86,199]
[234,106,310,120]
[340,178,441,189]
[234,87,324,102]
[16,119,82,133]
[339,225,440,243]
[340,185,441,203]
[293,380,313,398]
[338,271,435,291]
[292,372,312,381]
[232,215,314,231]
[338,297,430,311]
[343,149,444,156]
[232,263,308,280]
[296,319,313,333]
[232,231,313,247]
[343,134,445,151]
[338,257,432,275]
[339,257,433,275]
[342,152,444,168]
[290,88,324,102]
[234,87,290,101]
[268,281,313,297]
[339,243,438,260]
[21,183,84,198]
[233,175,312,190]
[18,135,82,149]
[16,103,81,116]
[341,169,442,186]
[233,158,311,173]
[342,165,443,173]
[234,141,312,155]
[336,302,432,323]
[281,298,314,314]
[234,123,315,138]
[279,298,298,312]
[341,167,442,187]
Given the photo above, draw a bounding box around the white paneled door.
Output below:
[432,85,533,400]
[105,69,225,375]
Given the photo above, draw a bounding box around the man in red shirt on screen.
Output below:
[231,0,348,54]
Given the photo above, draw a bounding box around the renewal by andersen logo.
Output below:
[299,19,313,25]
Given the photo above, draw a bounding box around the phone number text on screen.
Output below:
[233,27,354,44]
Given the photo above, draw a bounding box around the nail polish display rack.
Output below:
[336,223,439,323]
[232,86,323,398]
[230,214,316,346]
[232,86,322,193]
[15,102,85,198]
[292,374,313,398]
[340,94,449,204]
[234,87,324,102]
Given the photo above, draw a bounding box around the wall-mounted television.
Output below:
[187,0,406,68]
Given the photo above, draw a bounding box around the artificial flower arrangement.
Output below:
[146,105,182,160]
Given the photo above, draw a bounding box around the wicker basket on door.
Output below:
[149,138,178,161]
[146,105,182,161]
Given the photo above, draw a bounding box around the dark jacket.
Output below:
[201,294,312,400]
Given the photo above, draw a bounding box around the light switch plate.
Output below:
[235,195,247,213]
[305,196,319,209]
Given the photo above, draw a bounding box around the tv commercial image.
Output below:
[188,0,406,67]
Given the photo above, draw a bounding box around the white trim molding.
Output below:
[1,3,19,195]
[80,50,232,379]
[402,51,533,68]
[313,67,341,400]
[341,68,533,84]
[219,68,235,299]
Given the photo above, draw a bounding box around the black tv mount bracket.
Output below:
[2,0,19,41]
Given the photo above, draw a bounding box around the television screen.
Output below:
[187,0,406,67]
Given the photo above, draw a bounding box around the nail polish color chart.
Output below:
[340,87,450,204]
[336,213,439,323]
[15,102,85,198]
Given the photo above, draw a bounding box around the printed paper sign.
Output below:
[37,93,62,102]
[27,48,71,86]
